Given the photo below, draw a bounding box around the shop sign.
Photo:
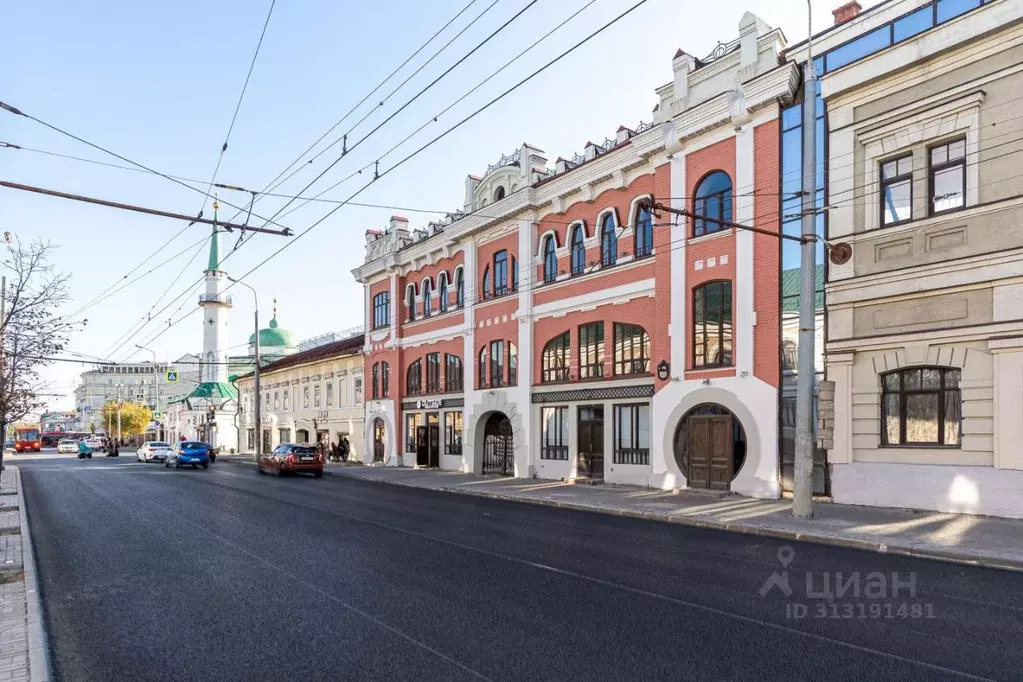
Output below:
[417,398,443,409]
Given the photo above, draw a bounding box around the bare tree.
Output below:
[0,238,78,470]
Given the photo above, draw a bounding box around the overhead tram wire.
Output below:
[0,101,292,233]
[248,0,544,233]
[212,0,486,227]
[134,0,656,350]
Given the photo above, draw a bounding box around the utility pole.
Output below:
[793,1,818,519]
[136,345,159,440]
[228,277,260,462]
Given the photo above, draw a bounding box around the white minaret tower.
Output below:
[199,202,232,385]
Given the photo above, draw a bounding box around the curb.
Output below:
[13,466,52,682]
[224,458,1023,574]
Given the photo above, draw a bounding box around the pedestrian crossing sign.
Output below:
[166,370,179,383]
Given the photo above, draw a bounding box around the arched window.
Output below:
[445,354,462,392]
[881,367,961,446]
[693,171,733,237]
[406,284,417,322]
[512,255,518,292]
[494,186,506,201]
[508,341,518,386]
[493,250,508,296]
[570,224,586,276]
[422,279,432,318]
[372,292,390,329]
[490,340,504,387]
[543,235,557,284]
[482,266,491,300]
[478,345,488,389]
[613,323,650,375]
[372,363,380,399]
[634,202,653,258]
[381,361,390,398]
[455,268,465,308]
[600,212,618,266]
[438,272,449,313]
[406,359,422,396]
[693,281,732,368]
[541,332,571,382]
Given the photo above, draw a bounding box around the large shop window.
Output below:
[578,322,605,379]
[478,346,488,389]
[381,361,389,398]
[372,292,390,329]
[614,404,650,465]
[693,281,733,368]
[880,154,913,226]
[490,340,505,388]
[445,354,462,392]
[930,138,966,215]
[542,332,571,382]
[634,202,653,258]
[426,353,441,393]
[406,359,422,396]
[693,171,733,238]
[541,406,569,460]
[613,323,650,376]
[570,224,586,276]
[543,235,557,284]
[600,213,618,267]
[422,279,433,317]
[405,412,422,453]
[455,268,465,308]
[881,367,962,447]
[444,412,463,455]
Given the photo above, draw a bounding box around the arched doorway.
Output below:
[372,418,386,463]
[483,412,513,475]
[673,404,747,490]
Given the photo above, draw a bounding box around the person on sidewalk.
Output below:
[339,436,350,463]
[329,441,339,462]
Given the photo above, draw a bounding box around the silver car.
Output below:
[136,441,172,463]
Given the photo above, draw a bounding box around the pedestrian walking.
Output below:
[330,441,339,462]
[339,435,350,463]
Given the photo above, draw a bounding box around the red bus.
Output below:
[15,427,41,453]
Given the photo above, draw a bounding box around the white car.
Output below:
[57,438,78,454]
[137,441,172,462]
[83,437,104,451]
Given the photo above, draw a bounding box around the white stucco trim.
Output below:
[535,229,561,257]
[595,207,620,233]
[734,124,755,375]
[532,277,656,320]
[567,219,588,239]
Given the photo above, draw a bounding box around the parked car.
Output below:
[57,438,79,454]
[259,443,324,478]
[83,437,104,451]
[137,441,172,463]
[166,441,210,470]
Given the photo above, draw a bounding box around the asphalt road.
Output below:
[14,454,1023,681]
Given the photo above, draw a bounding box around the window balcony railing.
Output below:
[199,293,233,305]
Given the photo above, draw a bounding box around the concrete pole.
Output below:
[228,277,260,462]
[793,0,817,519]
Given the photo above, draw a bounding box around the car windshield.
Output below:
[293,446,318,455]
[181,442,206,450]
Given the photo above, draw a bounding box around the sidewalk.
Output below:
[0,467,49,682]
[295,461,1023,572]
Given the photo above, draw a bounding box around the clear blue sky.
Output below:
[1,0,867,410]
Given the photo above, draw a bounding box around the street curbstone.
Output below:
[12,467,52,682]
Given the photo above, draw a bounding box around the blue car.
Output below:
[166,441,210,470]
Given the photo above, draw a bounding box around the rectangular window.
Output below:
[542,332,571,383]
[264,392,270,411]
[937,0,981,24]
[405,412,422,453]
[880,154,913,226]
[490,340,504,388]
[613,323,650,376]
[882,367,961,446]
[326,381,333,407]
[614,404,650,465]
[493,250,509,296]
[693,281,733,368]
[825,26,891,72]
[540,407,569,460]
[406,360,422,396]
[302,386,309,408]
[314,383,321,408]
[273,391,279,412]
[373,364,380,399]
[445,354,463,392]
[929,138,966,215]
[426,353,441,394]
[893,5,933,42]
[578,322,604,379]
[354,377,363,405]
[372,292,390,330]
[444,411,463,455]
[381,363,389,398]
[283,389,290,412]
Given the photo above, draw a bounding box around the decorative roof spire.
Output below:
[207,198,221,272]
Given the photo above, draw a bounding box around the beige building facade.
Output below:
[236,335,365,457]
[815,0,1023,517]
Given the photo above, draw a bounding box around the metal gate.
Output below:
[483,413,513,475]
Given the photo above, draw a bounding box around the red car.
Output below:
[259,443,324,478]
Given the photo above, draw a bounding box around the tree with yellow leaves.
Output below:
[100,401,152,439]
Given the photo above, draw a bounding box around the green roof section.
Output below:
[184,381,238,409]
[248,317,297,348]
[781,265,824,314]
[207,225,221,272]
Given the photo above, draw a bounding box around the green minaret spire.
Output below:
[207,199,221,272]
